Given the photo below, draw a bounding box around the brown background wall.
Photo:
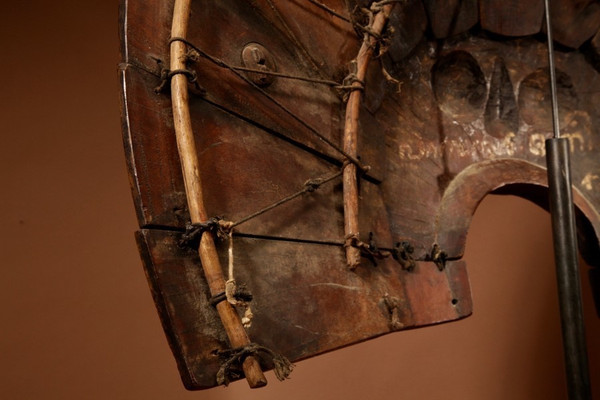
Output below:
[1,1,598,399]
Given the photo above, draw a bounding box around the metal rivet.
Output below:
[241,43,276,87]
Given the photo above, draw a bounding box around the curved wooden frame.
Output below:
[168,0,266,387]
[435,159,600,261]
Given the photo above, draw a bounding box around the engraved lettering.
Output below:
[581,173,599,191]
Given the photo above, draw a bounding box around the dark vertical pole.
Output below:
[546,139,591,400]
[543,0,591,398]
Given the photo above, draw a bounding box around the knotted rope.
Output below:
[178,217,233,248]
[225,231,253,328]
[216,343,294,386]
[344,232,391,267]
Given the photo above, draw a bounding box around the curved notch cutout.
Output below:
[435,159,600,268]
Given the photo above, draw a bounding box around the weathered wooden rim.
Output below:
[435,158,600,262]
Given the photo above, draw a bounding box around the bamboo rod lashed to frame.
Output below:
[169,0,267,388]
[342,3,396,269]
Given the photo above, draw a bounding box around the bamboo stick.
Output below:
[169,0,267,388]
[343,3,396,269]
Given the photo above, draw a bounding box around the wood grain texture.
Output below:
[136,229,471,388]
[120,0,600,390]
[547,0,600,49]
[168,0,266,387]
[480,0,544,36]
[423,0,478,39]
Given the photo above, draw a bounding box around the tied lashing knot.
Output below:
[428,244,448,271]
[224,280,254,329]
[303,176,330,192]
[216,343,294,386]
[382,293,405,330]
[178,217,234,248]
[224,230,254,328]
[154,67,205,94]
[392,241,416,271]
[154,45,206,94]
[370,0,406,13]
[351,1,404,59]
[337,63,365,101]
[209,285,253,307]
[344,232,391,266]
[205,230,254,329]
[338,72,365,91]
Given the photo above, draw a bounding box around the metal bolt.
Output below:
[241,43,276,87]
